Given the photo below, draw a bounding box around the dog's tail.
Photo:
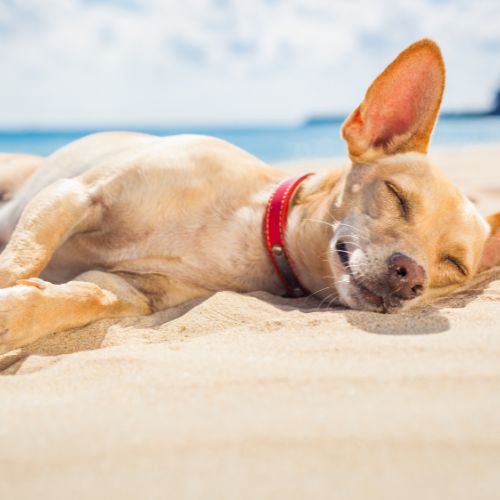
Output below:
[0,153,43,249]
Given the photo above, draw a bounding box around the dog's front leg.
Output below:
[0,271,151,353]
[0,178,95,287]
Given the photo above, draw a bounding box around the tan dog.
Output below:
[0,39,498,352]
[0,153,41,205]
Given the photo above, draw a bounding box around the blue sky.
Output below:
[0,0,499,127]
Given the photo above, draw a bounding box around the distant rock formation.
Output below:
[304,88,500,125]
[491,89,500,116]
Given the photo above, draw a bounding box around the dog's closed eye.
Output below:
[385,181,410,219]
[443,255,468,276]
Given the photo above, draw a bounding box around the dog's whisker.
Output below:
[317,290,338,310]
[337,223,371,242]
[327,296,339,309]
[335,238,363,245]
[336,242,363,251]
[327,249,358,256]
[329,216,370,236]
[311,285,333,296]
[304,218,335,229]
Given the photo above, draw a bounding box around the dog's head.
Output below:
[313,39,499,312]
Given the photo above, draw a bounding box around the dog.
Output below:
[0,153,41,205]
[0,39,498,352]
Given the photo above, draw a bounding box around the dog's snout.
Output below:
[387,253,426,300]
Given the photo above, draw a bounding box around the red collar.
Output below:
[264,174,313,297]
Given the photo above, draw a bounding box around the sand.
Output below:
[1,144,499,500]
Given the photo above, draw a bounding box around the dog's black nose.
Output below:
[387,253,426,300]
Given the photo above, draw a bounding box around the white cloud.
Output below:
[0,0,499,126]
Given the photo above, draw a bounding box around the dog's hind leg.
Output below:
[0,271,151,352]
[0,178,96,288]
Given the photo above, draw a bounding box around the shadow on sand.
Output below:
[1,266,498,375]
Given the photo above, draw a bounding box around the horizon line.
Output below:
[0,110,498,134]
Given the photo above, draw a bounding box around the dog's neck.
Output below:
[281,168,344,296]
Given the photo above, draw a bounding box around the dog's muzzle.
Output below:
[336,240,426,311]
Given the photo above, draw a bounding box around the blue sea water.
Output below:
[1,116,500,163]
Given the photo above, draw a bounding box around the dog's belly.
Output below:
[42,204,277,296]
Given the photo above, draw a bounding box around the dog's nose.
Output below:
[387,253,426,300]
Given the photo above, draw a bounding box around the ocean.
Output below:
[1,116,500,163]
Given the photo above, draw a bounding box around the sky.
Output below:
[0,0,499,127]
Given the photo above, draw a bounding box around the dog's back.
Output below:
[0,153,43,247]
[0,153,41,204]
[0,132,158,248]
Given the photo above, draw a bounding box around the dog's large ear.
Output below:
[341,39,445,163]
[479,213,500,272]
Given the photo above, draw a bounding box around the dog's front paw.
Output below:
[0,282,46,352]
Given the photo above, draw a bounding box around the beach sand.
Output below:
[1,144,499,500]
